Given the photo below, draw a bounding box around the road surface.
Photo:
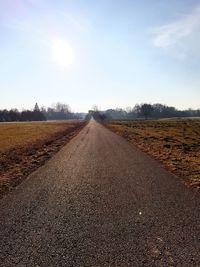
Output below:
[0,120,199,266]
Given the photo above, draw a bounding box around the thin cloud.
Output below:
[61,12,93,33]
[150,5,200,59]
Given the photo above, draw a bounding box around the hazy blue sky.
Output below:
[1,0,200,112]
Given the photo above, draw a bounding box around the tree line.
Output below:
[41,103,85,120]
[1,102,200,122]
[87,103,200,121]
[0,103,85,122]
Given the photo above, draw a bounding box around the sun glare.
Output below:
[51,39,75,68]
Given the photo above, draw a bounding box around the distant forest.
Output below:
[0,103,85,122]
[88,103,200,121]
[0,102,200,122]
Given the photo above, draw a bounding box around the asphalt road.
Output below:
[0,119,199,267]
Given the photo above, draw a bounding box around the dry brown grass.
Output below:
[0,121,82,153]
[0,120,86,197]
[106,119,200,190]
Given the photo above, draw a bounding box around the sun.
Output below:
[51,38,75,68]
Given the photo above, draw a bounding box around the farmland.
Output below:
[0,121,86,197]
[106,119,200,190]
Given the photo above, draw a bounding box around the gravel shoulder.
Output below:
[0,121,86,198]
[106,120,200,190]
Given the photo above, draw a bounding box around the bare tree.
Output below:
[140,104,154,119]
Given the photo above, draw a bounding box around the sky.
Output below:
[0,0,200,112]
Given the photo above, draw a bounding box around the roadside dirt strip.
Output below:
[0,120,199,266]
[105,120,200,190]
[0,121,86,197]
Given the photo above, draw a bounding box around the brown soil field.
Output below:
[106,119,200,190]
[0,121,86,198]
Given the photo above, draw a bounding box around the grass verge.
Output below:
[0,121,86,198]
[106,119,200,190]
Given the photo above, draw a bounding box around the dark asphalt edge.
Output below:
[102,122,200,196]
[0,121,89,201]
